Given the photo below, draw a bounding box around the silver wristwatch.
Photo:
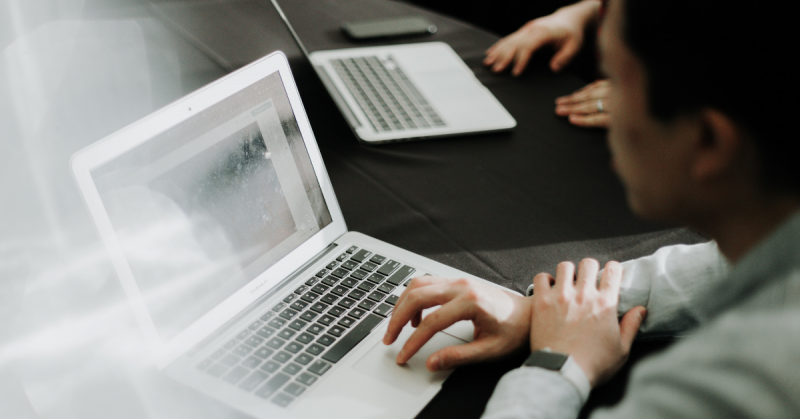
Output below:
[523,348,591,403]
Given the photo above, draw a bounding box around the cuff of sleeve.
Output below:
[560,356,591,404]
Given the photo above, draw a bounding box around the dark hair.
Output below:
[623,0,800,194]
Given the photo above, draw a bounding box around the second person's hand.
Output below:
[483,0,602,76]
[555,79,611,128]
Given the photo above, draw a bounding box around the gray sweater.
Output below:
[483,210,800,418]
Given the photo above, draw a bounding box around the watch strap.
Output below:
[523,349,591,404]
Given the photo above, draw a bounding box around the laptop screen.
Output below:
[90,70,332,342]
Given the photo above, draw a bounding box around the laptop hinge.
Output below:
[187,242,339,355]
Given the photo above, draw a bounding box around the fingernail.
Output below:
[428,355,439,371]
[383,332,389,344]
[397,349,405,362]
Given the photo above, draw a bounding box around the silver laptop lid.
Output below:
[71,52,347,368]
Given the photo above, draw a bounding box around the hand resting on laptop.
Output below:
[382,276,531,371]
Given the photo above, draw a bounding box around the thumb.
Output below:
[426,339,498,372]
[619,306,647,349]
[550,38,581,72]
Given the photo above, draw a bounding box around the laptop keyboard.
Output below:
[330,56,446,132]
[195,245,413,408]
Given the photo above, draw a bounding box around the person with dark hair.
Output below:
[384,0,800,416]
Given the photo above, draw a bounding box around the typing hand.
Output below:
[483,0,601,76]
[555,79,611,128]
[383,276,531,372]
[530,259,646,387]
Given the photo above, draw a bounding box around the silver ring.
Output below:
[596,99,605,113]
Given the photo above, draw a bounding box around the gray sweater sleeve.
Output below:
[482,368,583,419]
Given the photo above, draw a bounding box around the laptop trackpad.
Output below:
[352,325,465,396]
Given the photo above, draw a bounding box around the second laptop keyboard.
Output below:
[330,56,446,132]
[196,245,416,408]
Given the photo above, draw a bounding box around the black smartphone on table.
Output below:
[341,16,437,40]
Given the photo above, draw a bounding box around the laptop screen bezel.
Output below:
[70,51,347,369]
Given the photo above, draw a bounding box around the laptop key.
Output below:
[346,246,358,254]
[207,363,228,377]
[385,294,399,306]
[257,326,277,339]
[285,382,306,396]
[326,261,338,270]
[245,335,264,347]
[373,303,393,317]
[260,311,276,321]
[283,294,297,303]
[341,260,358,270]
[377,260,401,276]
[242,355,262,369]
[271,393,294,407]
[336,253,348,261]
[307,323,325,335]
[322,314,384,363]
[311,284,329,294]
[288,319,307,331]
[366,273,385,284]
[272,302,287,312]
[377,283,395,294]
[338,317,356,328]
[255,373,290,399]
[305,277,318,286]
[306,343,325,356]
[358,300,377,311]
[321,276,338,287]
[308,360,332,376]
[348,289,366,300]
[223,366,249,384]
[338,297,356,309]
[283,363,302,375]
[273,351,292,363]
[328,306,345,317]
[361,262,378,272]
[297,372,318,386]
[294,285,309,295]
[221,354,241,367]
[266,337,286,350]
[300,311,318,322]
[236,329,250,340]
[348,308,366,319]
[349,270,367,280]
[310,302,329,313]
[331,268,349,278]
[279,308,299,320]
[295,353,313,366]
[350,249,371,263]
[328,325,345,337]
[290,300,309,311]
[318,315,335,326]
[254,347,275,358]
[369,254,387,264]
[268,318,287,329]
[239,370,269,392]
[341,278,358,288]
[387,265,416,286]
[248,320,262,331]
[357,281,376,292]
[315,269,328,278]
[296,332,314,344]
[285,342,303,354]
[316,335,335,346]
[321,293,338,305]
[234,344,253,357]
[260,360,280,373]
[331,285,347,296]
[278,329,296,340]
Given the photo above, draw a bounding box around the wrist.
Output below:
[523,348,591,403]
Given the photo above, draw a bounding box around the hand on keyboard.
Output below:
[383,276,531,372]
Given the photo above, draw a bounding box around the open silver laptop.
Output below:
[71,51,510,418]
[270,0,516,144]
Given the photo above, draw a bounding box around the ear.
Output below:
[691,109,744,181]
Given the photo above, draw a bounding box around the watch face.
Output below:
[524,350,569,371]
